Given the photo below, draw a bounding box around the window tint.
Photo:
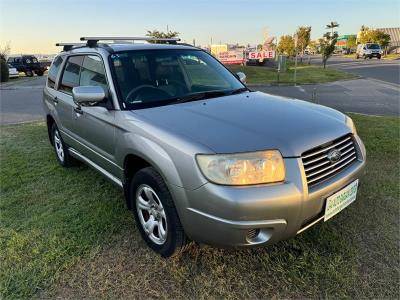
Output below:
[47,56,63,89]
[80,55,107,92]
[60,56,84,94]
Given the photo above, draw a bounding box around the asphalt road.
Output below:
[309,56,400,85]
[0,77,46,124]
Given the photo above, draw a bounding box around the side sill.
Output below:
[68,148,123,188]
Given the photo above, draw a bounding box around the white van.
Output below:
[356,43,382,59]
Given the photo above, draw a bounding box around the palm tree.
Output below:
[326,21,339,35]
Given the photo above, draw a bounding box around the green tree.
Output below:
[296,26,312,61]
[326,21,339,35]
[0,43,10,82]
[320,31,338,68]
[146,29,180,43]
[346,36,357,49]
[372,30,391,49]
[277,35,295,57]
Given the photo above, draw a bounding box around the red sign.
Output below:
[248,51,275,60]
[217,51,244,65]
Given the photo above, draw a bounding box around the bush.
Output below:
[0,58,9,82]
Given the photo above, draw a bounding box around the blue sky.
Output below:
[1,0,399,53]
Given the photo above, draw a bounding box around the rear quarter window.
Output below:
[47,56,63,89]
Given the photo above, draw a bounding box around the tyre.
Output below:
[51,123,77,167]
[363,55,367,60]
[25,70,33,77]
[377,55,381,60]
[36,71,44,76]
[130,167,188,257]
[356,54,359,59]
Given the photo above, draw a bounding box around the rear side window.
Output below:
[47,56,63,89]
[80,55,108,92]
[60,56,84,94]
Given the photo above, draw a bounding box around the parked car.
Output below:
[7,64,19,78]
[43,37,366,257]
[356,43,383,59]
[7,55,46,76]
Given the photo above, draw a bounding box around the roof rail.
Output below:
[56,43,86,51]
[80,36,181,47]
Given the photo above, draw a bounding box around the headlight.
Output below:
[196,150,285,185]
[346,116,357,134]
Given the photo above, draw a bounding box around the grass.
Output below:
[0,115,399,299]
[382,53,400,60]
[227,64,355,85]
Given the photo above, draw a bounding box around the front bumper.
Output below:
[169,135,366,247]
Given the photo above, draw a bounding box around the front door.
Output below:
[70,55,118,176]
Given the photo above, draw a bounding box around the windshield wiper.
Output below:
[172,90,228,104]
[227,87,249,95]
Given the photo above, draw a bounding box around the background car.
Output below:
[7,64,19,78]
[7,55,46,76]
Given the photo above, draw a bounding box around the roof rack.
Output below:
[80,36,181,47]
[55,43,86,51]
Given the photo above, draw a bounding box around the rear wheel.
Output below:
[36,71,44,76]
[25,70,33,77]
[51,123,77,167]
[129,167,188,257]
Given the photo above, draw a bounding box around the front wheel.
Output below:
[130,167,188,257]
[25,70,33,77]
[36,71,44,76]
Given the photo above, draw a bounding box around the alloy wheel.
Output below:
[136,184,168,245]
[54,129,64,162]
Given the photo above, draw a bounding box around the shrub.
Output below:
[0,58,9,82]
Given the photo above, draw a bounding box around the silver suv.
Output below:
[43,37,366,257]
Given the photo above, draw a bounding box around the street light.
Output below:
[293,33,298,86]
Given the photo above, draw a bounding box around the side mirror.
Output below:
[72,86,105,105]
[236,72,247,84]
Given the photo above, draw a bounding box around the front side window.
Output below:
[60,56,84,94]
[47,56,63,89]
[80,55,107,92]
[110,49,245,109]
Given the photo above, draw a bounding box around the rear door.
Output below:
[54,55,84,145]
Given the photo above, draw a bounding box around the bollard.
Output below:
[311,88,317,103]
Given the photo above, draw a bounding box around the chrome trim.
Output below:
[68,148,123,188]
[187,207,287,228]
[306,151,356,178]
[307,156,356,185]
[60,129,123,170]
[302,136,351,159]
[305,146,355,172]
[297,216,324,234]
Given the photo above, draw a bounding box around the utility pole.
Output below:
[294,33,298,86]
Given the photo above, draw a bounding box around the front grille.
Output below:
[301,134,358,187]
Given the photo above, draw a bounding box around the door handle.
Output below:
[52,96,59,104]
[74,106,83,115]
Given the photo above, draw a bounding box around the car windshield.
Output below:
[110,49,246,109]
[366,44,380,49]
